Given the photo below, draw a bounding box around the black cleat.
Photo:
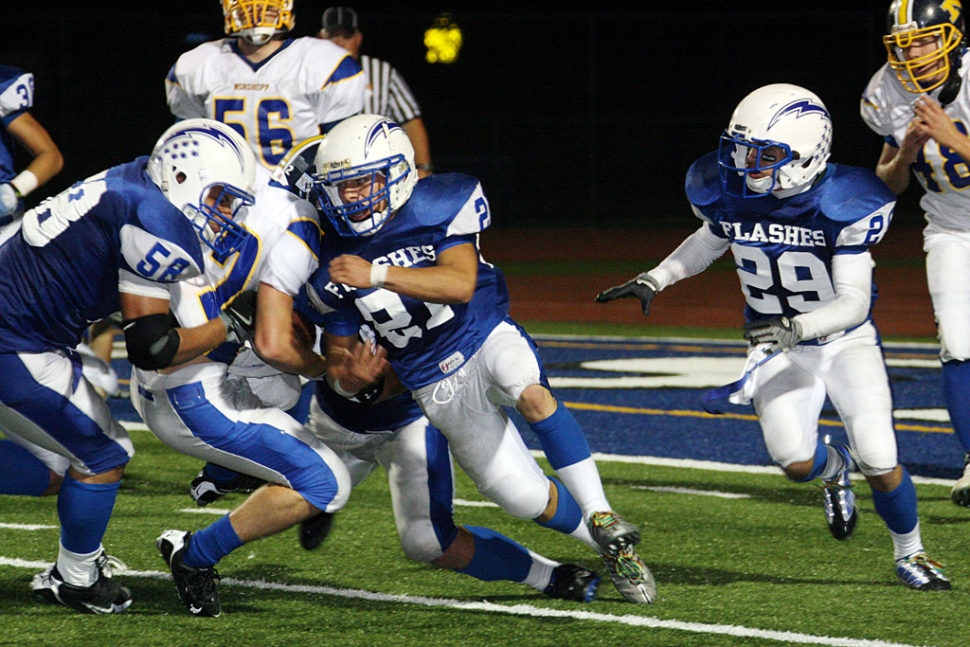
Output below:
[543,563,599,603]
[299,511,336,550]
[156,530,222,617]
[32,552,132,614]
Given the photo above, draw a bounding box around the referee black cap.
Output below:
[322,7,359,36]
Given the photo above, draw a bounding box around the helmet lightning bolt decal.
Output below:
[768,100,831,129]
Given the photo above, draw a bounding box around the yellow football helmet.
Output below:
[222,0,295,46]
[883,0,966,94]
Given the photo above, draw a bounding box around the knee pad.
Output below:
[479,475,548,520]
[398,523,450,564]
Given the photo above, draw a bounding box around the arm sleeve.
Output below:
[645,223,730,290]
[792,252,873,341]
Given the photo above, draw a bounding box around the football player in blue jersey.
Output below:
[597,83,950,591]
[299,321,601,602]
[0,118,259,614]
[0,65,63,243]
[304,114,656,604]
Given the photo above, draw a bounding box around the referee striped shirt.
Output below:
[359,54,422,124]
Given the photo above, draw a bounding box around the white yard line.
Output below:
[0,556,933,647]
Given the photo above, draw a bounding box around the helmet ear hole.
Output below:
[175,172,187,185]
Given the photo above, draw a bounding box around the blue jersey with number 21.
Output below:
[685,152,896,324]
[307,173,508,390]
[0,157,205,352]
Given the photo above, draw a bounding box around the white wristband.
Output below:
[370,263,389,289]
[10,170,38,197]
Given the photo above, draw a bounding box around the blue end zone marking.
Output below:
[107,334,960,479]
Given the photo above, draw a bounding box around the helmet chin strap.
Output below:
[938,69,963,106]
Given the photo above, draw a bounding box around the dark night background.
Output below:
[7,2,924,228]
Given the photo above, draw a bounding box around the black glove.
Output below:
[220,290,257,345]
[743,316,803,351]
[594,272,659,316]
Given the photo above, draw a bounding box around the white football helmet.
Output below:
[718,83,833,199]
[147,118,256,258]
[222,0,295,46]
[312,115,417,237]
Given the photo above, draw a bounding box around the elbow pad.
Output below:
[123,313,180,370]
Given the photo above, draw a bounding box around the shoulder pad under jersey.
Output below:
[402,173,486,231]
[817,164,895,224]
[684,151,723,208]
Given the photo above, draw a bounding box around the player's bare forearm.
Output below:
[875,143,914,195]
[329,243,477,304]
[253,283,326,378]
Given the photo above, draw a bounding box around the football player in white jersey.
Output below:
[165,0,366,179]
[129,138,351,618]
[860,0,970,508]
[598,83,950,591]
[1,119,258,613]
[305,115,656,604]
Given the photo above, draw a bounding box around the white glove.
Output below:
[0,183,20,218]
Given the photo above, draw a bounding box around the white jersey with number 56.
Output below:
[166,37,366,170]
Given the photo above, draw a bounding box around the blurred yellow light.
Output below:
[424,13,462,64]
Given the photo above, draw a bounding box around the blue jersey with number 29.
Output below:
[307,173,508,390]
[0,157,205,352]
[685,152,896,323]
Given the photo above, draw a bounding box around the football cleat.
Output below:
[190,468,264,507]
[950,452,970,507]
[895,552,951,591]
[156,530,222,617]
[587,510,642,555]
[32,552,132,614]
[820,438,857,540]
[543,563,600,603]
[299,511,336,551]
[599,546,657,604]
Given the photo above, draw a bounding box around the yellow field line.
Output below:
[562,401,952,434]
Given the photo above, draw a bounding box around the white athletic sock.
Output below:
[56,543,103,587]
[555,457,611,518]
[889,521,924,561]
[522,551,557,591]
[818,444,847,482]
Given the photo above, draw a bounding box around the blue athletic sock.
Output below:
[184,514,243,568]
[455,526,532,583]
[793,442,831,483]
[529,403,591,470]
[534,476,584,534]
[871,467,919,535]
[56,474,120,554]
[203,462,242,485]
[942,360,970,453]
[0,440,53,496]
